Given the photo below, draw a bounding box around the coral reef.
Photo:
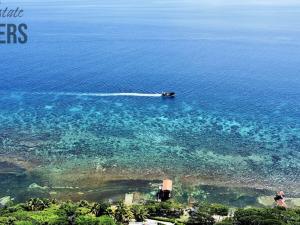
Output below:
[0,91,299,201]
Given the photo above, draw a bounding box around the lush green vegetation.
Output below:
[0,198,299,225]
[196,203,230,216]
[0,198,116,225]
[145,200,184,218]
[233,207,300,225]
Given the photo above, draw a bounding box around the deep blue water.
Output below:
[0,0,300,203]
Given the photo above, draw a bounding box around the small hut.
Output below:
[162,179,172,192]
[157,179,172,201]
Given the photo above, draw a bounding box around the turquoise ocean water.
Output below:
[0,0,300,205]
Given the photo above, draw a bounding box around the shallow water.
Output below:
[0,0,300,204]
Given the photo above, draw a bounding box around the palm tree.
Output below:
[91,202,109,217]
[25,198,48,211]
[131,205,149,222]
[114,202,134,224]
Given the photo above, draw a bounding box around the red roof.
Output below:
[162,179,172,191]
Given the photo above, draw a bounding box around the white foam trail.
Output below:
[35,92,162,97]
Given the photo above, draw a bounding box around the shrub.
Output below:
[56,202,78,225]
[187,211,215,225]
[59,202,77,217]
[78,200,90,208]
[75,215,116,225]
[75,215,100,225]
[6,216,17,225]
[24,198,50,211]
[114,202,134,224]
[233,207,297,225]
[131,205,149,222]
[215,222,233,225]
[15,221,35,225]
[48,216,69,225]
[234,208,275,222]
[175,222,186,225]
[51,199,59,205]
[91,202,109,217]
[258,219,284,225]
[209,204,229,216]
[149,216,176,223]
[196,203,229,216]
[76,207,91,216]
[98,215,116,225]
[236,215,260,225]
[146,200,184,218]
[7,206,22,213]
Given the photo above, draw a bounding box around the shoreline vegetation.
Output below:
[0,197,300,225]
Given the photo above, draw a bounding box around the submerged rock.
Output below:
[0,161,26,175]
[28,183,48,190]
[258,196,274,207]
[0,196,13,207]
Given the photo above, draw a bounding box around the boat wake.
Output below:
[34,92,162,97]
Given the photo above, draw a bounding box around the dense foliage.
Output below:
[0,198,116,225]
[233,207,300,225]
[0,198,299,225]
[187,211,215,225]
[145,200,184,218]
[196,203,230,216]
